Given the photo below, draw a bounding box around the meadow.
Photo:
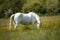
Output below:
[0,15,60,40]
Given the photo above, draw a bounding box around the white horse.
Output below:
[9,12,42,29]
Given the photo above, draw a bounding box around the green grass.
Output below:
[0,15,60,40]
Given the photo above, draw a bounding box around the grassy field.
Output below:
[0,15,60,40]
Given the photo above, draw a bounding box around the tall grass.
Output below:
[0,15,60,40]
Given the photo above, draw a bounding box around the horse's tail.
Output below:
[9,14,15,30]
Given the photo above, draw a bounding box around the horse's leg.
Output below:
[31,22,34,28]
[14,22,19,29]
[12,19,16,29]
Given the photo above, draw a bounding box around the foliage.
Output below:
[0,0,60,18]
